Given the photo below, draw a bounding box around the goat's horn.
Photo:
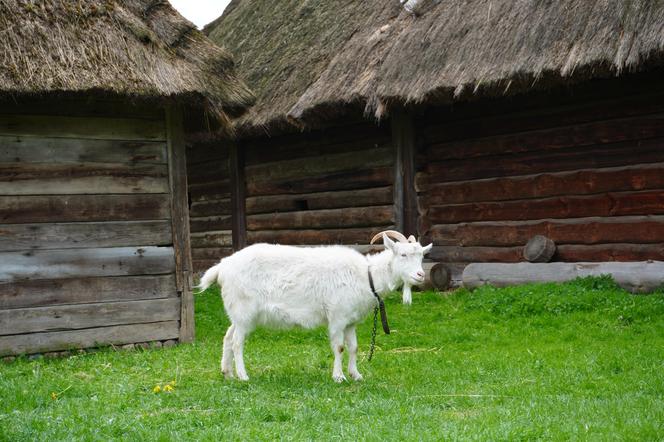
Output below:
[407,235,416,243]
[370,230,408,244]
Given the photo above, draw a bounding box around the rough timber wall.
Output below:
[0,103,183,356]
[243,122,395,250]
[417,83,664,278]
[187,140,233,272]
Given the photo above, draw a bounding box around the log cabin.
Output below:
[195,0,664,285]
[0,0,253,357]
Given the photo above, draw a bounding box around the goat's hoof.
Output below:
[350,372,364,381]
[236,372,249,381]
[222,369,234,380]
[332,373,347,383]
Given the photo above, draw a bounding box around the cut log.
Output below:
[246,226,395,245]
[246,205,394,231]
[523,235,556,263]
[429,263,451,290]
[462,261,664,293]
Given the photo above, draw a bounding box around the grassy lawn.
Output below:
[2,276,664,441]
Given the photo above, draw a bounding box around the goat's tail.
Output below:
[195,261,223,294]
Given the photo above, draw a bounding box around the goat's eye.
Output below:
[401,253,407,257]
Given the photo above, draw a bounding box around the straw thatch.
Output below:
[0,0,255,128]
[207,0,664,133]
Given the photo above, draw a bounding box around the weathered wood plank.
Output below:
[0,246,175,282]
[0,162,169,195]
[0,298,181,336]
[245,186,393,215]
[424,137,664,183]
[190,231,233,248]
[0,221,172,251]
[229,142,247,250]
[190,198,232,218]
[246,206,394,231]
[0,97,164,120]
[0,321,179,356]
[189,215,233,233]
[245,147,392,183]
[246,167,393,197]
[430,216,664,247]
[0,136,167,164]
[462,261,664,293]
[191,247,233,261]
[0,194,171,224]
[427,189,664,224]
[428,245,524,263]
[0,115,166,140]
[426,114,664,161]
[187,158,230,185]
[186,143,230,165]
[166,105,194,343]
[0,274,177,310]
[418,163,664,205]
[193,259,220,274]
[189,180,231,202]
[247,226,395,245]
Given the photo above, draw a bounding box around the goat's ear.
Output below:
[422,243,433,254]
[383,232,397,253]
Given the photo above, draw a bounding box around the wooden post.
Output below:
[229,142,247,250]
[166,104,194,343]
[391,108,418,236]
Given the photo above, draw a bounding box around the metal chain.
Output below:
[368,304,379,361]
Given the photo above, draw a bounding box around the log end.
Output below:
[523,235,556,263]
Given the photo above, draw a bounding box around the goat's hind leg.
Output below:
[232,326,250,381]
[221,324,235,379]
[344,325,363,381]
[329,324,347,383]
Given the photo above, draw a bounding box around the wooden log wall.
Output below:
[0,102,184,356]
[416,85,664,279]
[186,139,234,272]
[243,122,395,251]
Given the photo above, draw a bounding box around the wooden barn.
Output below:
[0,0,253,357]
[192,0,664,283]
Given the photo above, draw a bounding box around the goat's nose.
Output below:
[416,271,425,278]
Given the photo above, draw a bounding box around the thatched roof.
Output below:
[0,0,254,129]
[206,0,664,134]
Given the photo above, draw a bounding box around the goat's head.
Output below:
[370,230,432,285]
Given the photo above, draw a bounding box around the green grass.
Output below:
[2,276,664,441]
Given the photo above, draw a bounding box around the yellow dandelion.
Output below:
[153,385,161,393]
[163,384,174,392]
[50,392,58,401]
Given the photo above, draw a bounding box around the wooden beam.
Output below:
[391,108,418,236]
[229,142,247,250]
[166,104,194,343]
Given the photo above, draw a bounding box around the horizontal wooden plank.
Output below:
[247,205,394,231]
[246,166,393,197]
[0,194,171,224]
[417,163,664,204]
[191,247,233,261]
[193,259,221,274]
[187,159,230,185]
[189,180,231,202]
[425,114,664,161]
[0,162,169,195]
[247,226,395,245]
[430,216,664,247]
[244,122,390,164]
[189,198,232,217]
[427,189,664,224]
[0,114,166,140]
[186,142,230,165]
[0,274,177,310]
[0,136,166,164]
[0,298,180,336]
[189,215,232,233]
[0,321,179,356]
[0,246,175,282]
[423,137,664,183]
[429,245,524,263]
[246,186,393,215]
[190,231,233,248]
[0,97,164,120]
[246,147,392,183]
[0,220,172,251]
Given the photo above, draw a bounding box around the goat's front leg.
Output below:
[221,324,235,379]
[232,326,250,381]
[344,325,362,381]
[329,325,346,382]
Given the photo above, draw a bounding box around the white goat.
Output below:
[197,230,432,382]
